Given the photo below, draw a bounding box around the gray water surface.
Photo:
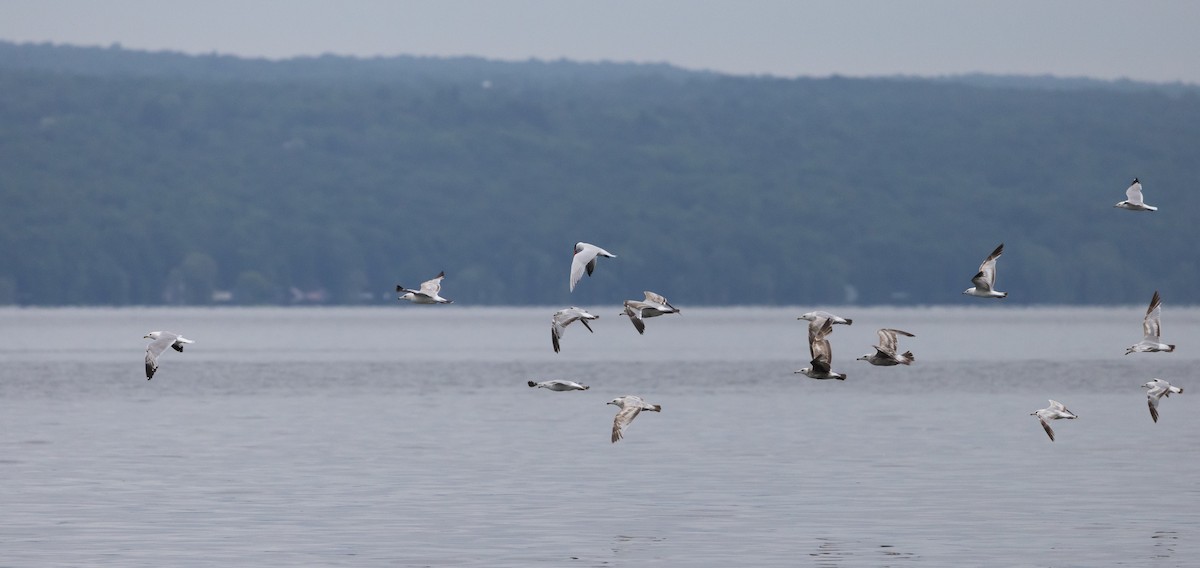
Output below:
[1,307,1197,566]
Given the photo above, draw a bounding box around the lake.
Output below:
[1,306,1197,566]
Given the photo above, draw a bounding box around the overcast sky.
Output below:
[3,1,1198,84]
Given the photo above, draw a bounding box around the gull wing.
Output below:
[972,243,1004,290]
[418,271,445,295]
[569,245,599,292]
[876,328,914,355]
[144,332,179,380]
[1143,291,1163,340]
[612,406,642,443]
[642,290,677,312]
[1039,417,1056,442]
[1126,180,1145,205]
[623,303,646,335]
[1148,397,1160,423]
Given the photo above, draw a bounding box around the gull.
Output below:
[570,242,616,292]
[857,328,916,366]
[607,395,661,443]
[143,331,194,380]
[528,379,590,391]
[620,291,680,334]
[795,318,846,380]
[1143,378,1183,423]
[1031,400,1077,442]
[1114,178,1157,211]
[1125,291,1175,355]
[962,243,1007,298]
[798,310,853,326]
[551,306,599,353]
[396,271,452,304]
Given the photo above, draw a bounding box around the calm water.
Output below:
[1,306,1198,567]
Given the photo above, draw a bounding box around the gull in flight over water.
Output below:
[396,271,453,304]
[551,306,599,353]
[1125,291,1175,355]
[1031,400,1077,442]
[857,328,916,366]
[528,379,590,391]
[620,291,680,334]
[796,318,846,380]
[963,243,1007,298]
[1143,378,1183,423]
[570,242,616,292]
[608,395,661,443]
[1114,178,1157,211]
[143,331,194,380]
[798,310,853,326]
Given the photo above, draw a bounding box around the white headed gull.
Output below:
[1031,399,1077,442]
[1125,291,1175,355]
[143,331,194,380]
[396,271,452,304]
[607,395,661,443]
[621,291,680,334]
[551,306,599,353]
[570,242,616,292]
[795,318,846,380]
[528,379,590,391]
[798,310,853,326]
[1114,178,1157,211]
[962,243,1007,298]
[857,328,916,366]
[1143,378,1183,423]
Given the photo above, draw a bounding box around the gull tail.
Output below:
[902,351,914,364]
[528,381,538,388]
[1167,344,1176,352]
[650,404,662,412]
[843,318,854,325]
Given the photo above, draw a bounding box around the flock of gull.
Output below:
[143,180,1181,443]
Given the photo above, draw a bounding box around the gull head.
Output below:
[856,354,870,362]
[144,331,162,339]
[607,398,621,407]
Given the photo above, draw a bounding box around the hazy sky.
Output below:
[3,1,1199,83]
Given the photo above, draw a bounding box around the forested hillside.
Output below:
[1,41,1198,306]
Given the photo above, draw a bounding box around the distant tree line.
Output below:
[1,42,1198,306]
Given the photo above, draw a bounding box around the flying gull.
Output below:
[1031,399,1077,442]
[1114,178,1158,211]
[396,271,453,304]
[620,290,680,334]
[570,242,616,292]
[1125,291,1175,355]
[962,243,1007,298]
[798,310,853,326]
[1143,378,1183,423]
[607,395,661,443]
[143,331,194,380]
[857,328,916,366]
[528,379,590,391]
[795,317,846,380]
[551,306,599,353]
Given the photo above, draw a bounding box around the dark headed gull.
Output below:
[620,290,680,334]
[396,271,452,304]
[1125,291,1175,355]
[1143,378,1183,423]
[528,380,590,391]
[551,306,599,353]
[795,318,846,380]
[607,395,661,443]
[962,243,1007,298]
[143,331,193,380]
[570,242,616,292]
[857,328,916,366]
[1114,178,1157,211]
[1031,400,1077,442]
